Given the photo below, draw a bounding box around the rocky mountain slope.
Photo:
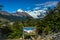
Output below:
[0,11,31,21]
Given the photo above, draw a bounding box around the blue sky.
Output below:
[0,0,59,13]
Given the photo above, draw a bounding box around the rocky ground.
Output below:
[0,32,60,40]
[36,32,60,40]
[51,32,60,40]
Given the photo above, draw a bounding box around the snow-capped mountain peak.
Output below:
[17,9,24,12]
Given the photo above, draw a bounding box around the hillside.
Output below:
[0,11,31,22]
[37,2,60,35]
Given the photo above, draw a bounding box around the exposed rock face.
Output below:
[0,11,32,21]
[12,12,31,17]
[0,11,10,15]
[36,32,60,40]
[51,32,60,40]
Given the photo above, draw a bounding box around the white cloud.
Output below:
[17,9,24,12]
[36,1,58,7]
[34,7,41,10]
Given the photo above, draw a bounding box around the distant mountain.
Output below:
[0,9,47,21]
[0,11,31,22]
[25,9,47,19]
[12,12,31,17]
[0,11,10,15]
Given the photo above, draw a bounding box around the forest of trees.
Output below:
[0,2,60,39]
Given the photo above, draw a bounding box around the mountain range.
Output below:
[0,10,47,22]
